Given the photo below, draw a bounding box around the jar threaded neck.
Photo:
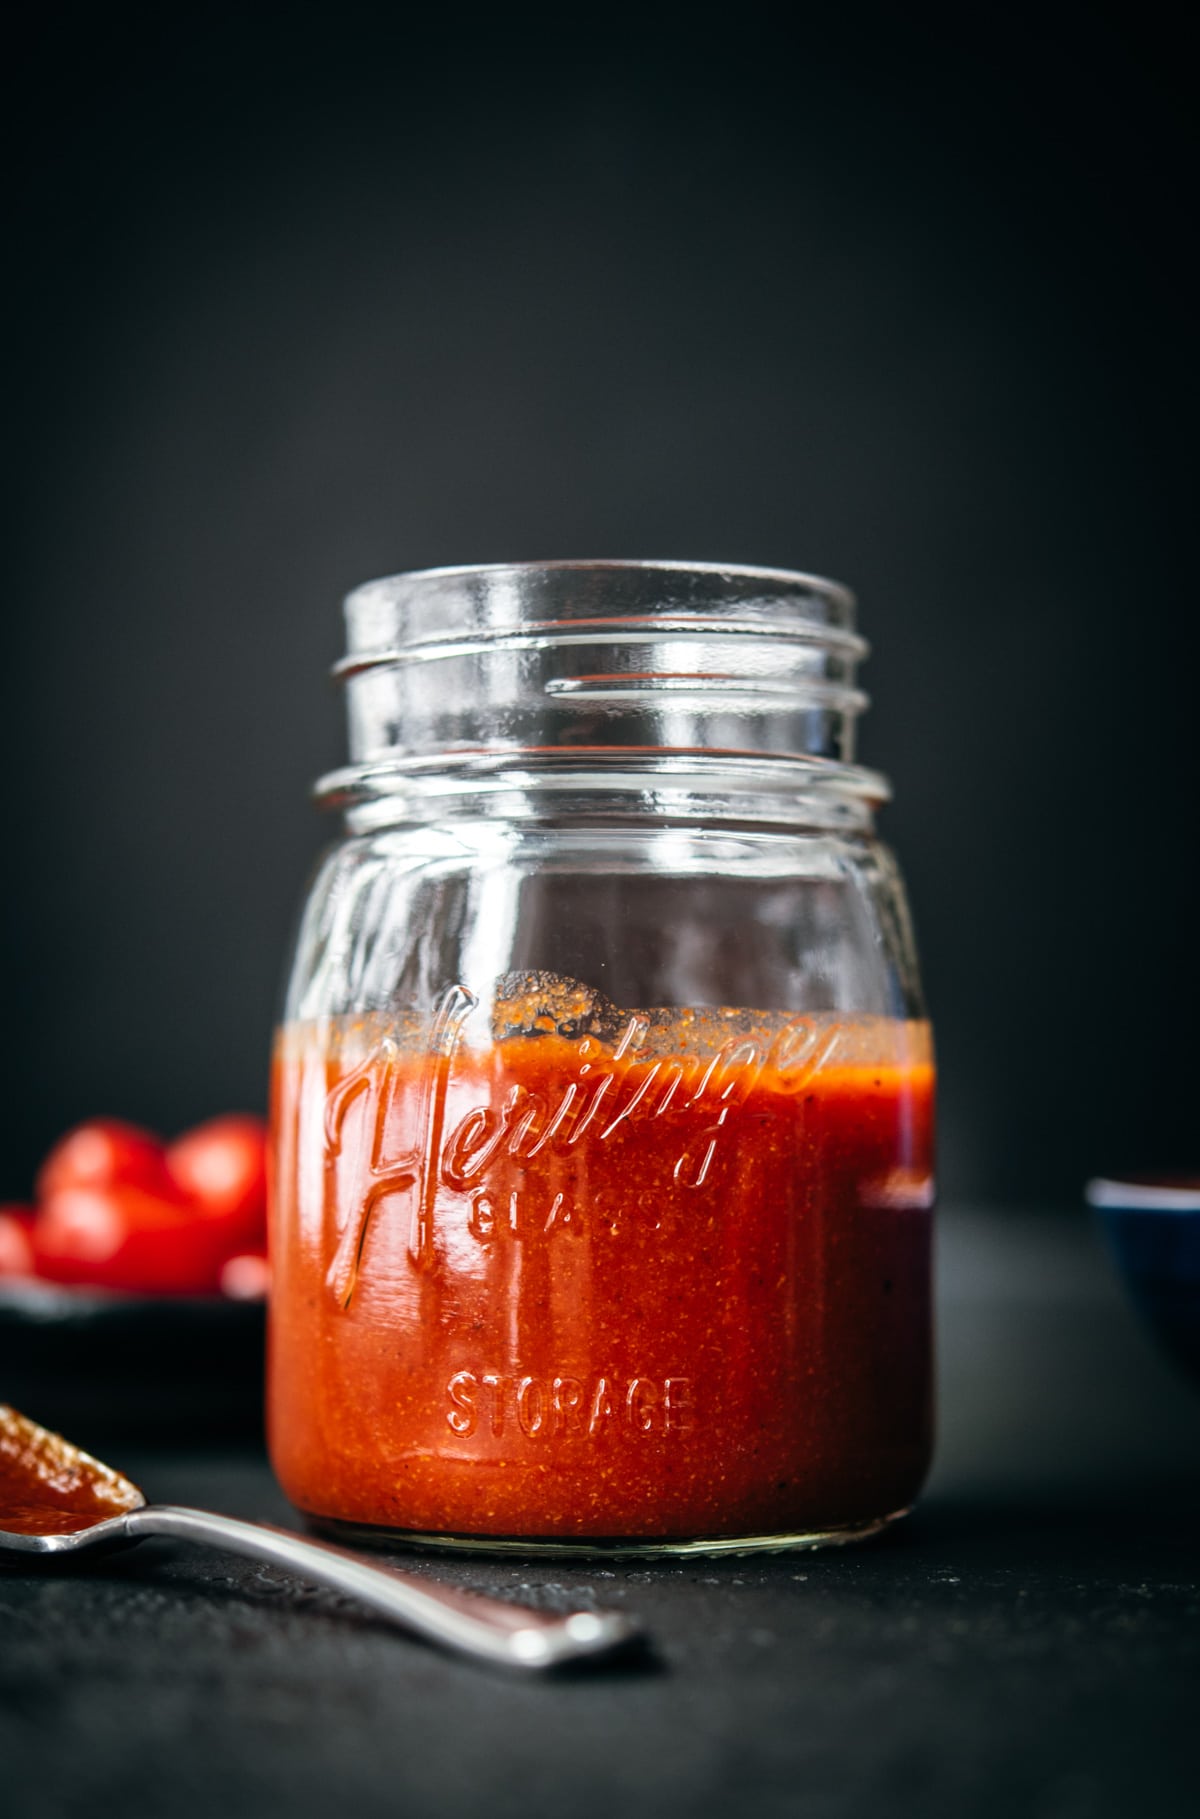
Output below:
[319,561,886,830]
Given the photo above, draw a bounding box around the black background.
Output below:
[3,4,1196,1207]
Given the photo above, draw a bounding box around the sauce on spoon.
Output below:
[0,1403,144,1535]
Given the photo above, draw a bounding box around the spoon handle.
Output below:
[125,1505,638,1671]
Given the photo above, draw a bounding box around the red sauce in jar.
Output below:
[268,1003,934,1546]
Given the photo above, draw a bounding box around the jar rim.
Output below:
[345,557,856,615]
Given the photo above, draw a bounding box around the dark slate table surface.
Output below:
[4,1208,1199,1819]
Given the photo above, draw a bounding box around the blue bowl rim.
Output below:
[1086,1176,1200,1213]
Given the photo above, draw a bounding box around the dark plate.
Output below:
[0,1279,266,1447]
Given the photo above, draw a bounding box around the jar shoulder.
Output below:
[283,823,926,1025]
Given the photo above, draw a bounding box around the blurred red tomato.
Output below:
[0,1205,36,1276]
[36,1119,172,1202]
[166,1115,267,1248]
[33,1185,228,1295]
[220,1251,271,1301]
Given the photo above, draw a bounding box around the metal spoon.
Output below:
[0,1405,640,1671]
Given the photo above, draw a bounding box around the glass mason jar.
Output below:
[268,561,934,1557]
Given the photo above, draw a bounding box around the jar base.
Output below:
[302,1507,912,1560]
